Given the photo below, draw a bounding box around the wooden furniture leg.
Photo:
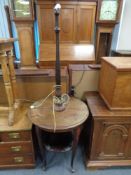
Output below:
[35,126,47,170]
[7,50,19,108]
[1,56,15,126]
[71,126,81,173]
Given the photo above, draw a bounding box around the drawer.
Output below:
[0,131,31,142]
[0,141,33,154]
[0,154,34,166]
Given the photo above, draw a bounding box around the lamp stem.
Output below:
[54,6,61,97]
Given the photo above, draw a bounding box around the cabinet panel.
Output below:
[92,121,129,160]
[39,5,55,43]
[37,2,96,44]
[60,5,76,43]
[77,5,96,43]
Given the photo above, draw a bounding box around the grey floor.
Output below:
[0,149,131,175]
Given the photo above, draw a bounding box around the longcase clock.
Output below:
[11,0,36,69]
[95,0,123,63]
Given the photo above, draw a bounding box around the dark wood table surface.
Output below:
[28,97,89,172]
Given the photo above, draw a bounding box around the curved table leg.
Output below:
[71,126,81,173]
[35,126,47,170]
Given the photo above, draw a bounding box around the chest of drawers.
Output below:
[0,104,35,169]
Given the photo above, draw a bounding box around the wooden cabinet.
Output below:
[37,1,96,44]
[86,92,131,168]
[0,130,35,168]
[92,121,128,160]
[0,104,35,169]
[99,57,131,110]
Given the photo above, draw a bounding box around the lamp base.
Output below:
[54,103,66,112]
[53,94,70,112]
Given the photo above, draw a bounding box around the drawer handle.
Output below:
[11,146,22,152]
[14,157,24,163]
[8,133,20,139]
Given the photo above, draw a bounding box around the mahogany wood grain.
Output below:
[0,141,33,154]
[28,97,88,132]
[0,103,35,169]
[0,131,31,142]
[0,155,34,167]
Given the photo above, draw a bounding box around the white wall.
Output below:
[112,0,131,51]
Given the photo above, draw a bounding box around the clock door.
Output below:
[11,0,34,21]
[100,0,118,21]
[96,0,123,23]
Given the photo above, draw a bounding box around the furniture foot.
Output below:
[8,109,15,126]
[71,126,82,172]
[71,168,76,173]
[42,164,47,171]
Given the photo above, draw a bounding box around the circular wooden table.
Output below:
[28,97,88,172]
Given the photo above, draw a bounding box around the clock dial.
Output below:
[12,0,31,18]
[100,0,118,20]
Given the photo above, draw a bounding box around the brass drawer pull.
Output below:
[14,157,24,163]
[8,133,20,139]
[11,146,22,152]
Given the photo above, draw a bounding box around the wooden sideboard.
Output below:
[86,92,131,168]
[0,103,35,168]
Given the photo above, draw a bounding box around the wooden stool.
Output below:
[0,38,18,126]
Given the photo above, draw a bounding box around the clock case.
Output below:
[95,0,123,63]
[11,0,34,21]
[96,0,123,24]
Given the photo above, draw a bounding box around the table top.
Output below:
[86,92,131,118]
[0,38,17,44]
[102,57,131,71]
[0,103,32,132]
[28,97,89,132]
[39,43,95,64]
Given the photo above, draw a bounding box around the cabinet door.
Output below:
[77,4,96,43]
[38,4,55,43]
[38,4,76,43]
[91,121,129,160]
[60,5,77,43]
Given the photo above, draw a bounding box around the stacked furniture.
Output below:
[86,57,131,168]
[0,38,35,168]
